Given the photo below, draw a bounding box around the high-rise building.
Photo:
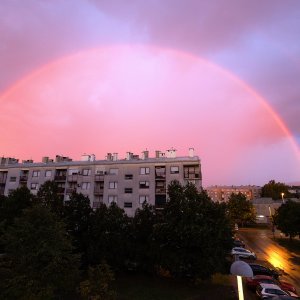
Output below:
[0,148,202,216]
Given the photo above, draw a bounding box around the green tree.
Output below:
[0,205,79,299]
[88,202,130,269]
[227,193,256,227]
[63,192,93,266]
[37,180,64,217]
[80,261,116,300]
[130,202,158,272]
[273,200,300,240]
[261,180,290,200]
[153,180,232,279]
[0,186,34,228]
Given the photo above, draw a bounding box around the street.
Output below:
[236,227,300,299]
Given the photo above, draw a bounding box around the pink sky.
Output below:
[1,1,300,186]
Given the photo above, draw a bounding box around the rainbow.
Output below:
[1,44,299,161]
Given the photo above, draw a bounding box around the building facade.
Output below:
[205,185,261,202]
[0,149,202,216]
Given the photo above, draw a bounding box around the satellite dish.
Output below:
[230,261,253,277]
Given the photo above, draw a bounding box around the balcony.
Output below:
[66,187,76,194]
[94,187,104,195]
[54,175,67,181]
[95,174,105,182]
[20,175,28,182]
[155,187,166,194]
[0,177,7,184]
[0,187,5,195]
[67,175,78,182]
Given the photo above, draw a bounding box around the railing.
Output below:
[54,175,67,181]
[67,175,78,182]
[94,187,104,195]
[20,175,28,182]
[95,174,105,181]
[155,188,166,194]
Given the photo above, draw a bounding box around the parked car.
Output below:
[233,239,245,248]
[231,247,256,259]
[248,263,280,279]
[246,275,297,293]
[256,283,290,299]
[272,296,299,300]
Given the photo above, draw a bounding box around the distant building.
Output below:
[253,197,300,223]
[205,185,261,203]
[0,148,202,216]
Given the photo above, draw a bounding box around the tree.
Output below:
[129,202,158,272]
[261,180,290,200]
[152,180,232,279]
[227,193,256,227]
[80,261,116,300]
[273,200,300,240]
[0,205,79,299]
[37,180,64,218]
[0,186,34,228]
[63,192,93,266]
[88,202,130,269]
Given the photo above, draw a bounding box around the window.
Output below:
[108,195,117,204]
[81,182,91,190]
[124,202,132,208]
[31,183,39,190]
[109,168,118,175]
[170,166,179,174]
[45,170,52,177]
[82,169,91,176]
[184,165,200,179]
[9,177,17,182]
[124,188,133,193]
[32,170,40,177]
[140,167,150,175]
[139,195,149,204]
[109,181,117,189]
[139,181,149,189]
[155,166,166,178]
[125,174,133,180]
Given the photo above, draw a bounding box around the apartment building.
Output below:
[205,185,261,203]
[0,148,202,216]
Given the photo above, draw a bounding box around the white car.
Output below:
[256,283,290,299]
[231,247,256,260]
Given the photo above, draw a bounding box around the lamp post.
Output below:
[281,192,285,204]
[230,260,253,300]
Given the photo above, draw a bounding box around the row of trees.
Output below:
[261,180,292,200]
[273,200,300,240]
[0,180,236,299]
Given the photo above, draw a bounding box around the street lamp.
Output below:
[230,260,253,300]
[281,192,285,204]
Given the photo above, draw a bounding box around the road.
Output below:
[236,227,300,297]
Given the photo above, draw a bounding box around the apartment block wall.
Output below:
[0,156,202,216]
[205,185,262,202]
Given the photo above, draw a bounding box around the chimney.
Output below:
[141,150,149,160]
[42,156,49,163]
[166,148,176,158]
[155,150,160,158]
[106,153,112,161]
[189,148,195,157]
[113,153,118,161]
[126,152,133,160]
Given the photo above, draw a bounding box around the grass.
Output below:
[113,273,236,300]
